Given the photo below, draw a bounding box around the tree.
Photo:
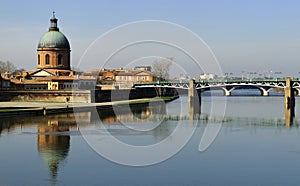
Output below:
[152,57,173,81]
[0,60,17,73]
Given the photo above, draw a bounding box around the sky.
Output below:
[1,0,300,77]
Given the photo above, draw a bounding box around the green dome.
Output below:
[38,31,70,49]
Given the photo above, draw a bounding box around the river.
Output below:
[0,92,300,185]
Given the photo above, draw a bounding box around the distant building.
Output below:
[83,69,153,83]
[0,74,11,89]
[134,66,152,72]
[115,70,153,82]
[200,73,217,80]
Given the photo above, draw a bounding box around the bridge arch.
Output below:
[220,86,235,96]
[295,88,300,96]
[205,85,273,96]
[256,86,272,96]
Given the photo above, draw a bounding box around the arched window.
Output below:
[45,54,50,65]
[38,55,40,65]
[58,54,62,65]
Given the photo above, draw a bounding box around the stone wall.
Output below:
[94,87,178,102]
[0,90,91,103]
[0,87,178,103]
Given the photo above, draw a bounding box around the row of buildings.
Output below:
[0,68,153,91]
[0,13,153,91]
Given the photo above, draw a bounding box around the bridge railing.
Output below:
[134,78,289,86]
[197,78,288,83]
[134,80,190,86]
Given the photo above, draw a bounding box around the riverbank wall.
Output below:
[0,96,179,117]
[0,90,91,103]
[95,87,178,102]
[0,87,178,103]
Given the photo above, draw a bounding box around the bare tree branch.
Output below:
[152,57,173,81]
[0,60,17,73]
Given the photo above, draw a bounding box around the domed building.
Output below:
[37,12,71,70]
[2,13,96,101]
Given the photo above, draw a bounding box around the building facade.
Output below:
[0,13,154,94]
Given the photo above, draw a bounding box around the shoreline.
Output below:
[0,96,179,117]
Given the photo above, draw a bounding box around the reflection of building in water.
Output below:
[96,103,167,124]
[35,112,91,180]
[0,119,24,134]
[95,103,172,142]
[0,122,2,135]
[0,112,92,181]
[116,107,154,123]
[37,120,70,180]
[0,112,91,135]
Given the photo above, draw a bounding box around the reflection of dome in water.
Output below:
[39,145,69,179]
[37,125,70,179]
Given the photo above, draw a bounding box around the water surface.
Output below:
[0,95,300,185]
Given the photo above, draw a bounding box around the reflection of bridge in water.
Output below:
[134,77,300,127]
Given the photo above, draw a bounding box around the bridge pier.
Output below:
[224,89,231,96]
[221,86,235,96]
[188,79,201,119]
[284,77,295,128]
[259,87,270,96]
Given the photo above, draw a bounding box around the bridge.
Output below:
[134,77,299,127]
[134,78,300,96]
